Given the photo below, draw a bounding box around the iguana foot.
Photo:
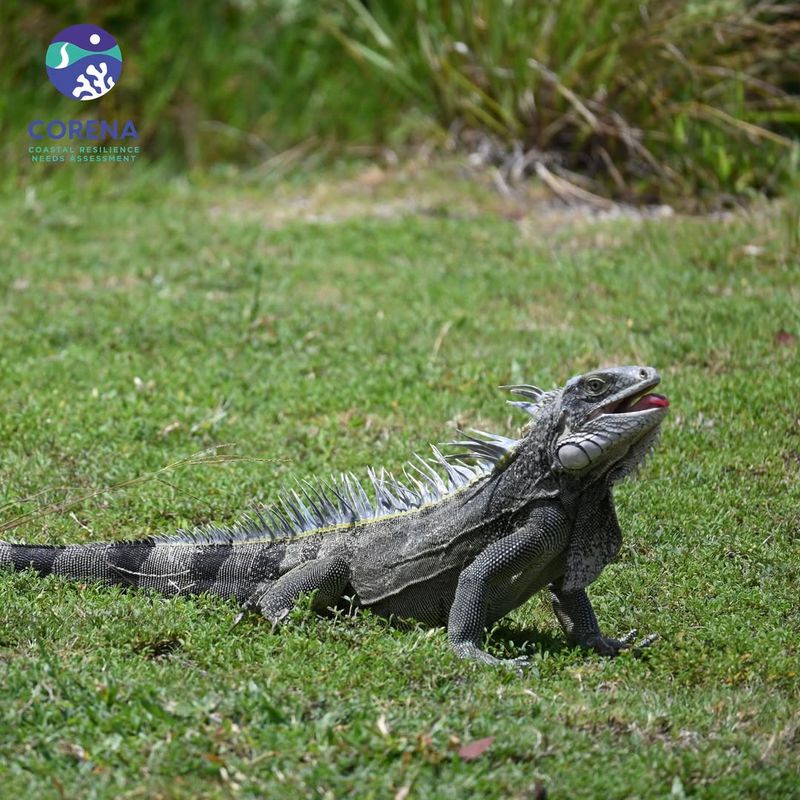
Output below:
[453,643,531,671]
[497,655,531,675]
[240,583,292,631]
[242,557,351,633]
[579,629,658,656]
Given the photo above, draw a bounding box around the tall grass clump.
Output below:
[2,1,798,205]
[324,0,800,205]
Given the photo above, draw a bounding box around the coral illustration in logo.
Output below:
[46,24,122,101]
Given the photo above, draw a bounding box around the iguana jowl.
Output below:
[0,366,668,667]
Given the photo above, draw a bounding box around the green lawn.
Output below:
[1,165,798,799]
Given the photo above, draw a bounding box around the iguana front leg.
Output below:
[549,578,656,655]
[447,505,570,668]
[245,556,351,627]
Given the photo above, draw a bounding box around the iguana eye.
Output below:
[585,377,607,396]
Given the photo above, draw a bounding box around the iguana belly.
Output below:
[364,566,461,627]
[361,550,567,630]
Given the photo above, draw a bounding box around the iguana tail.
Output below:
[0,538,274,601]
[0,539,159,588]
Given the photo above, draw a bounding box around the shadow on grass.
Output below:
[487,624,571,658]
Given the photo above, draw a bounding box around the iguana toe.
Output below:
[633,632,658,651]
[580,629,658,656]
[580,632,633,656]
[453,642,531,669]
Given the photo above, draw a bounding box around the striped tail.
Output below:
[0,539,158,587]
[0,539,267,601]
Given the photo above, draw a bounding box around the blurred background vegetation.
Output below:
[2,0,799,208]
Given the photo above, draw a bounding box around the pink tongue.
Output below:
[629,393,669,411]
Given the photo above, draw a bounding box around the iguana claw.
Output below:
[633,632,658,651]
[619,629,639,646]
[581,629,658,656]
[492,654,532,674]
[619,630,660,652]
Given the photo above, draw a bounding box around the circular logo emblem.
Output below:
[45,24,122,101]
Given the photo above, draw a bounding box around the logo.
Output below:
[45,24,122,101]
[29,24,140,164]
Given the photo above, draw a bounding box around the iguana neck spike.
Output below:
[500,384,544,400]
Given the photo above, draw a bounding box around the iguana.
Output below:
[0,365,668,668]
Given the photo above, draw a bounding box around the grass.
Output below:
[0,164,799,798]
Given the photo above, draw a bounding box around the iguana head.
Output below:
[550,365,668,482]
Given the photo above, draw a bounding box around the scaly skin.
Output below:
[0,366,668,667]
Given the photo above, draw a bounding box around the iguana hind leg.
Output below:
[245,556,351,628]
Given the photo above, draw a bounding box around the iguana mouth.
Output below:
[613,391,670,413]
[588,379,669,421]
